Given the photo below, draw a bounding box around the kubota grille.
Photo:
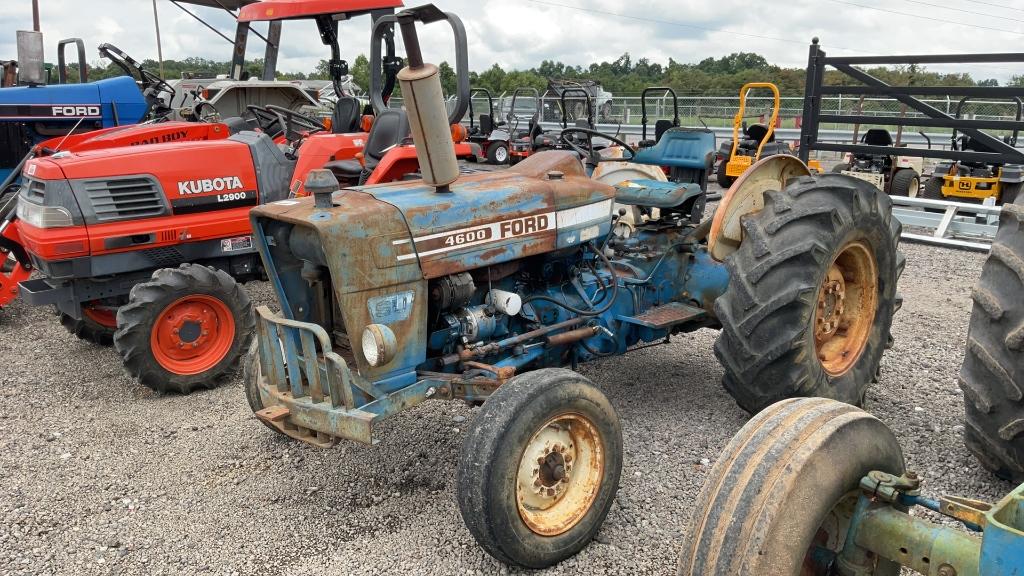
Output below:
[84,177,165,222]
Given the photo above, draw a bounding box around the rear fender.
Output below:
[291,132,368,196]
[709,155,811,261]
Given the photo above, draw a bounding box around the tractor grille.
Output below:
[22,179,46,203]
[83,177,165,222]
[142,246,185,268]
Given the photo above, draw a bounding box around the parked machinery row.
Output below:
[1,5,1022,574]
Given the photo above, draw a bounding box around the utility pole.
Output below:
[32,0,40,31]
[152,0,165,78]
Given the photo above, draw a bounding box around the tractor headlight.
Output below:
[362,324,397,367]
[17,201,73,228]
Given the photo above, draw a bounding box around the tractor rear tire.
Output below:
[457,368,622,568]
[830,162,850,174]
[715,160,734,189]
[114,264,254,394]
[959,199,1024,482]
[678,397,904,576]
[714,174,904,414]
[889,168,920,198]
[60,301,119,346]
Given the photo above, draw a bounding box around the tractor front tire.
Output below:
[715,160,734,189]
[889,168,920,198]
[114,264,254,394]
[714,174,904,413]
[959,199,1024,482]
[678,398,904,576]
[60,301,119,346]
[457,368,622,568]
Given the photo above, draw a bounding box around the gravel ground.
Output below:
[0,180,1015,576]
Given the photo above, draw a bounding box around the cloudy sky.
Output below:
[2,0,1023,83]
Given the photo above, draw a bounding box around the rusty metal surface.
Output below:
[708,155,812,261]
[626,302,706,330]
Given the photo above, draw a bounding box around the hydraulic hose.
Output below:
[523,242,619,317]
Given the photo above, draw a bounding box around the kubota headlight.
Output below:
[362,324,397,367]
[17,201,73,228]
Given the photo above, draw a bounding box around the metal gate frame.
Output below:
[798,40,1024,167]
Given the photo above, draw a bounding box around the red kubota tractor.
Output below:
[7,0,473,394]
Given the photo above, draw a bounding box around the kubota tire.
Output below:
[889,168,920,198]
[714,174,904,414]
[60,301,119,346]
[457,368,622,568]
[959,198,1024,482]
[114,264,254,394]
[715,160,733,189]
[678,397,905,576]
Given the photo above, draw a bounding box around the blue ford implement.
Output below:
[244,4,904,567]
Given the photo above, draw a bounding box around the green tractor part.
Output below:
[679,398,1024,576]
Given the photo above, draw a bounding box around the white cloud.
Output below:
[1,0,1020,84]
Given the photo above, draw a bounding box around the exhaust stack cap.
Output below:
[306,169,339,209]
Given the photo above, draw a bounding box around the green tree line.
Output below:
[54,50,1010,96]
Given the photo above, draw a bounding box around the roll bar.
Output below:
[370,7,470,124]
[640,86,679,142]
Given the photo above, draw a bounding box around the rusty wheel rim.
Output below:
[516,413,604,536]
[814,240,878,377]
[801,492,858,575]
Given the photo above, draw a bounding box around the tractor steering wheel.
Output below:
[244,105,284,135]
[265,105,327,143]
[99,44,173,98]
[560,127,635,165]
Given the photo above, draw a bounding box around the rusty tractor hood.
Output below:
[252,151,617,284]
[251,151,618,381]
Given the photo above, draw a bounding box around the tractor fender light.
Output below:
[362,324,398,367]
[17,201,73,228]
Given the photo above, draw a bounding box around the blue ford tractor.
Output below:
[0,35,165,190]
[243,5,904,568]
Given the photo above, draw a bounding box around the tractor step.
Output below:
[620,302,706,330]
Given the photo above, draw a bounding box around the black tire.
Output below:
[678,397,904,576]
[486,142,509,165]
[714,174,904,413]
[241,340,290,437]
[889,168,920,198]
[715,160,734,189]
[959,199,1024,482]
[0,183,19,220]
[457,368,622,568]
[830,162,850,174]
[1000,182,1023,206]
[60,312,115,346]
[114,264,254,394]
[923,176,945,200]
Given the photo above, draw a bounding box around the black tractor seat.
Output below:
[325,109,409,184]
[332,96,362,134]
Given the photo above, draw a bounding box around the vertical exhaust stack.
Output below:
[394,6,460,192]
